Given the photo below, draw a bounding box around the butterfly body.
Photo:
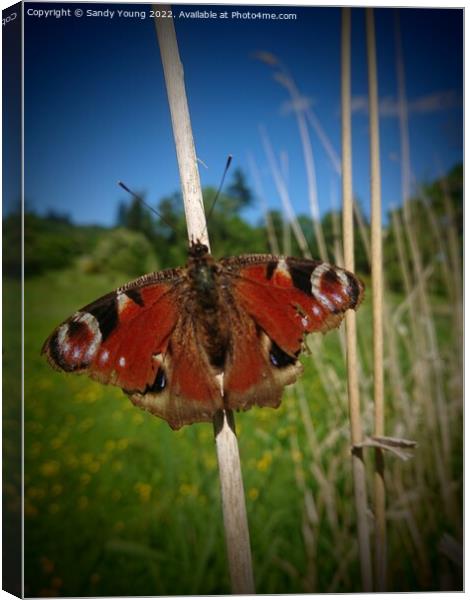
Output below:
[185,244,230,368]
[43,243,364,429]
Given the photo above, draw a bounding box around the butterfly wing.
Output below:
[129,315,223,429]
[221,299,303,412]
[42,268,223,429]
[220,254,364,410]
[43,253,364,429]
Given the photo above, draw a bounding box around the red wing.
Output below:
[129,318,223,430]
[43,253,364,429]
[42,268,224,430]
[222,301,303,412]
[42,269,184,393]
[221,254,364,356]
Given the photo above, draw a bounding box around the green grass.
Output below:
[16,267,462,596]
[22,269,325,596]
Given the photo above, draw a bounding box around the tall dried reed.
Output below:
[253,6,461,592]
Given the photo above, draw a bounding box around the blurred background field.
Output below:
[4,158,462,595]
[3,4,463,596]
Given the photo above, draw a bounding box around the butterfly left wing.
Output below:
[220,254,364,410]
[42,271,182,390]
[42,269,224,429]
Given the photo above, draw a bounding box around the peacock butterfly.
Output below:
[42,242,364,429]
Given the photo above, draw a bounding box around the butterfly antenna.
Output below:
[205,155,233,224]
[117,181,175,232]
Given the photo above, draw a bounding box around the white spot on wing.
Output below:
[312,305,322,317]
[119,356,126,368]
[331,293,343,304]
[77,312,102,359]
[117,292,132,314]
[100,349,109,364]
[57,323,69,349]
[276,259,291,278]
[310,264,335,311]
[56,312,102,364]
[336,268,350,288]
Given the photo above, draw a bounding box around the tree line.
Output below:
[5,164,462,297]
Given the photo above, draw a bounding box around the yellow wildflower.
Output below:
[179,482,198,497]
[40,461,60,477]
[117,438,129,450]
[88,461,101,474]
[134,482,151,503]
[256,451,273,472]
[105,440,116,452]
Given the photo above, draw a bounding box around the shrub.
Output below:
[81,228,158,278]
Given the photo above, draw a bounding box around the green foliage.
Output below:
[115,171,272,269]
[4,211,105,276]
[6,164,463,288]
[80,228,158,278]
[225,167,254,211]
[383,165,463,295]
[116,194,157,242]
[18,263,462,595]
[3,211,22,277]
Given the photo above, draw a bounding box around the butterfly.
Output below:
[42,242,364,430]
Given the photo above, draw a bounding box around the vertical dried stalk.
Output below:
[281,78,328,261]
[329,182,344,266]
[415,182,453,301]
[155,8,207,245]
[271,67,328,261]
[154,8,254,593]
[365,8,386,591]
[395,10,452,475]
[289,428,318,591]
[341,8,373,592]
[439,173,463,350]
[306,108,342,176]
[260,125,312,258]
[212,411,255,593]
[353,200,371,265]
[247,152,280,255]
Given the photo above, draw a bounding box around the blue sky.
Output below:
[19,3,463,228]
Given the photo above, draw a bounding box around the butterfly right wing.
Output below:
[221,254,363,354]
[220,254,364,412]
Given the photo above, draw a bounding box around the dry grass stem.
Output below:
[289,428,318,590]
[154,8,254,593]
[394,13,455,530]
[154,7,207,245]
[247,152,280,255]
[439,173,463,351]
[341,7,373,591]
[259,57,329,261]
[260,126,312,258]
[275,74,328,262]
[329,184,344,265]
[353,200,371,265]
[366,7,387,590]
[305,107,342,176]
